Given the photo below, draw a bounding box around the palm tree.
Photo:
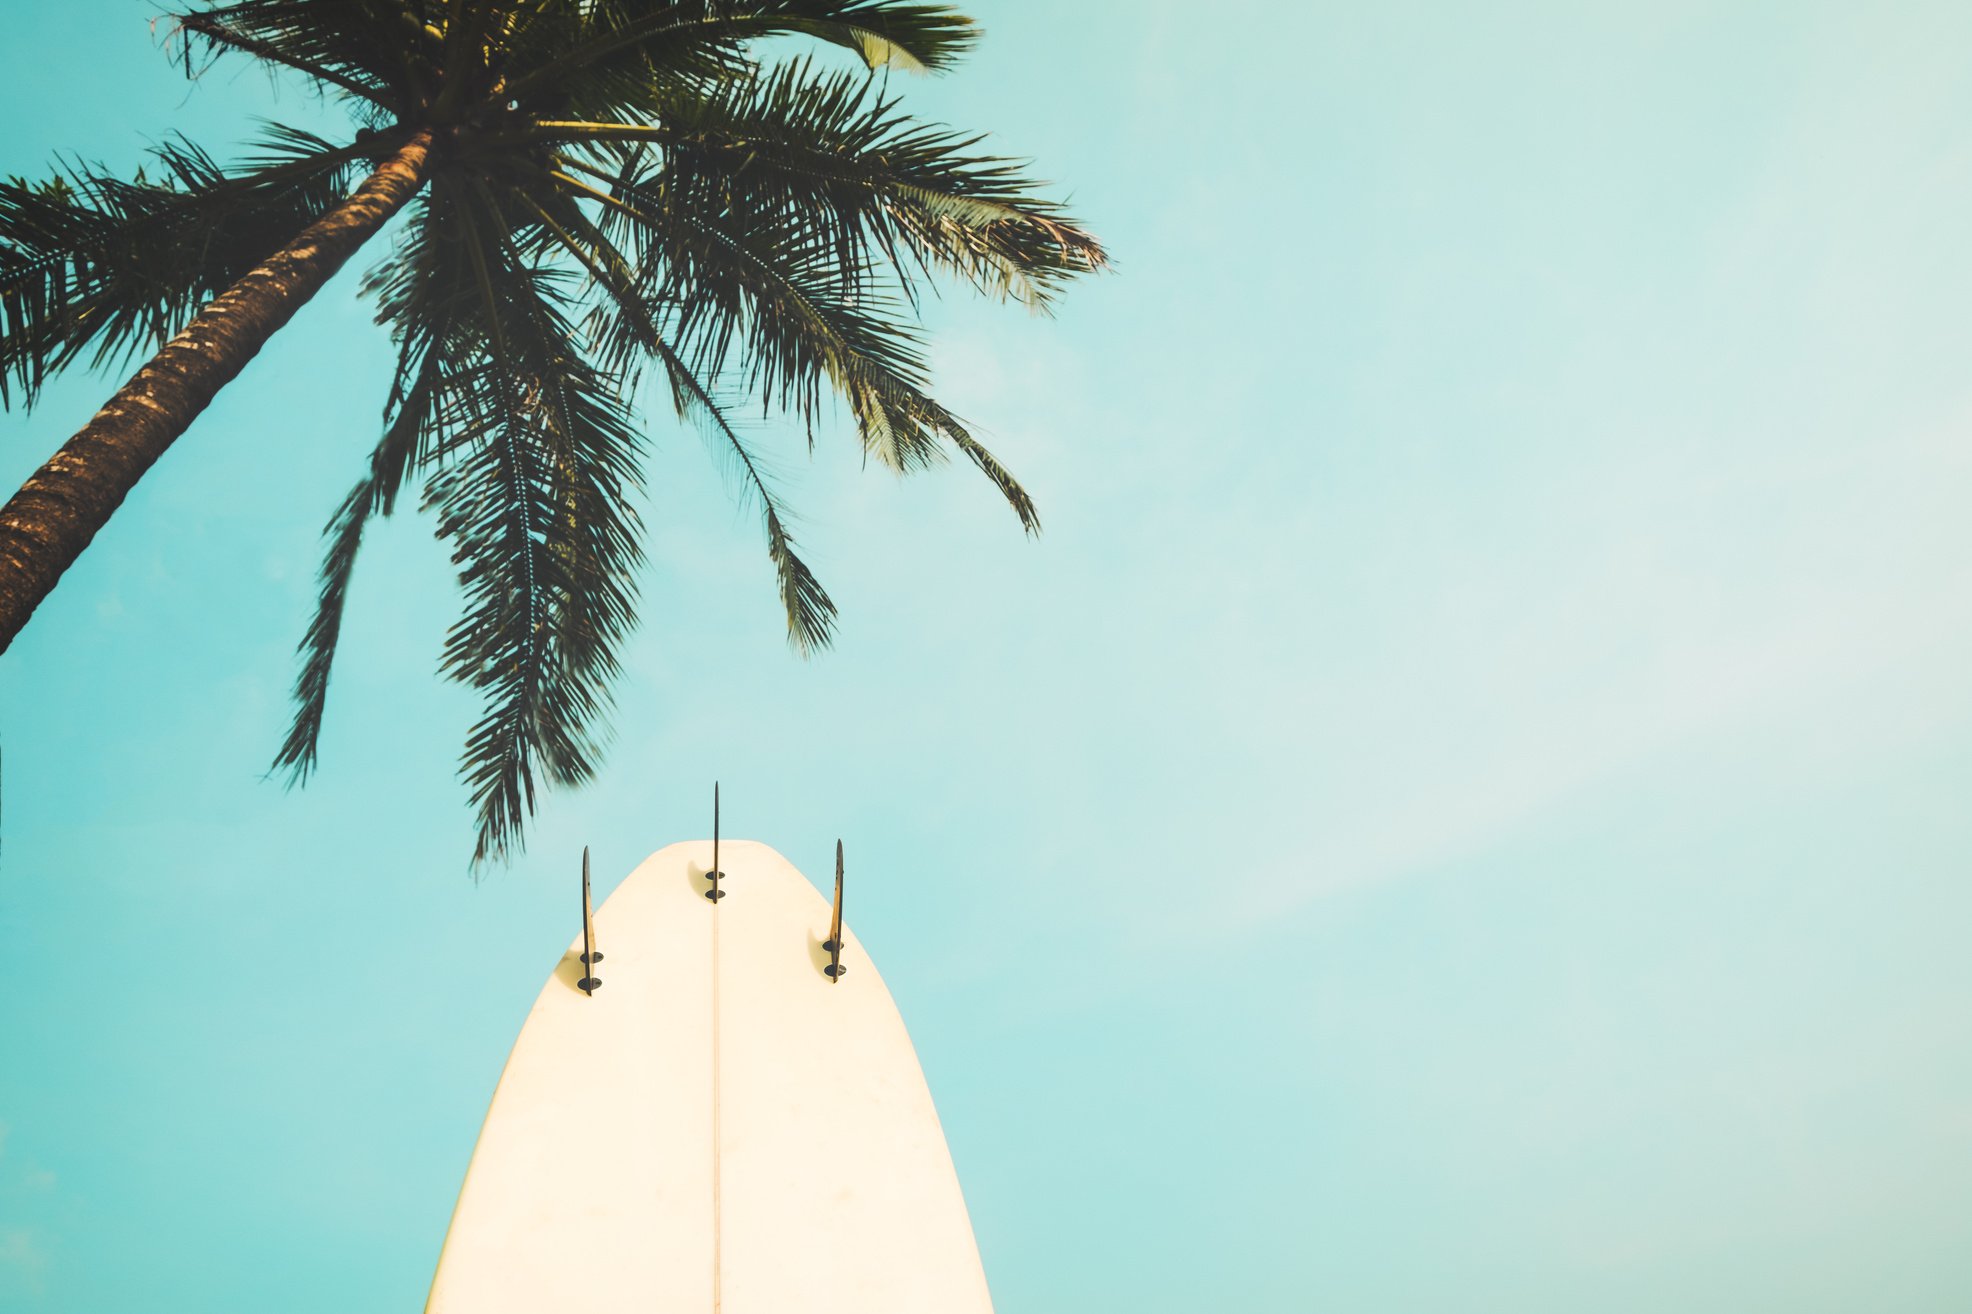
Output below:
[0,1,1104,862]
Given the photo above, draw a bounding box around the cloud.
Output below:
[0,1228,47,1297]
[1156,392,1972,942]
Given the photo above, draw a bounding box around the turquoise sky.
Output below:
[5,2,1972,1309]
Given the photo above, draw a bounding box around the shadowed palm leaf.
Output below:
[0,0,1106,864]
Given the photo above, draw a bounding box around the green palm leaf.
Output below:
[2,0,1105,865]
[0,129,362,406]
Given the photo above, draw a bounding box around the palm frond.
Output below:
[0,128,365,408]
[422,182,647,864]
[168,0,430,112]
[563,161,1029,525]
[656,338,838,652]
[504,1,977,115]
[270,340,441,784]
[541,60,1106,309]
[514,172,841,654]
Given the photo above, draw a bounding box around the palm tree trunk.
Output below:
[0,128,435,654]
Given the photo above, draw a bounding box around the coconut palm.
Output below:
[0,1,1104,861]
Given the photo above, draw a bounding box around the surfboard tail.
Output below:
[426,840,994,1314]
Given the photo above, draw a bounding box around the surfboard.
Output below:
[424,839,995,1313]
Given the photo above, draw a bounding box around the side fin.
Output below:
[578,845,603,995]
[823,840,847,983]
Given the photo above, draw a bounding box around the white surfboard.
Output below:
[425,840,995,1313]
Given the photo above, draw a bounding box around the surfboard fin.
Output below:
[823,839,848,983]
[577,846,603,995]
[704,781,727,902]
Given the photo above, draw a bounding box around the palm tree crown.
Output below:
[0,1,1104,862]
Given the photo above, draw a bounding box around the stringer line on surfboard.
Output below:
[709,784,726,1310]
